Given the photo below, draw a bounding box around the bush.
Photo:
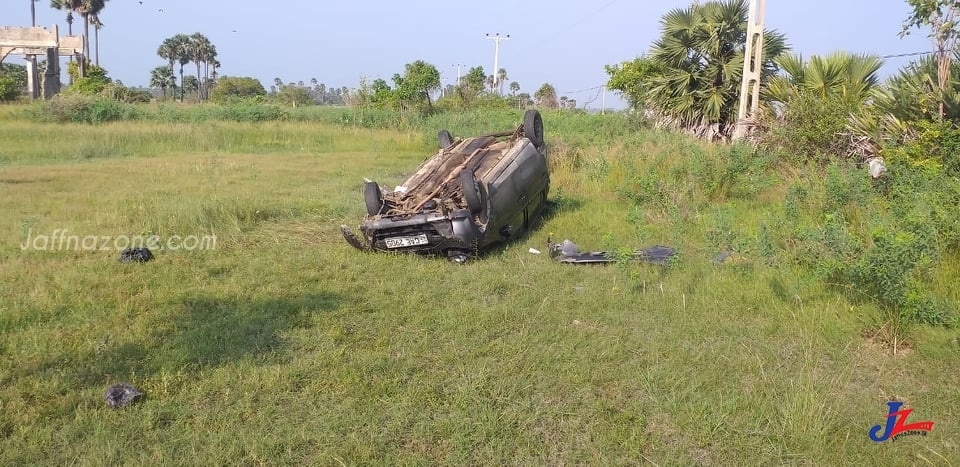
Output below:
[883,120,960,176]
[30,95,142,123]
[210,76,267,103]
[759,94,860,164]
[0,76,20,102]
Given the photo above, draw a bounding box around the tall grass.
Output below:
[1,110,958,465]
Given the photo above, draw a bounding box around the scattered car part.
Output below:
[342,110,550,262]
[104,383,144,408]
[547,238,676,265]
[119,247,154,263]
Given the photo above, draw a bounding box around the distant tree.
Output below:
[605,56,665,111]
[392,60,441,112]
[181,75,199,100]
[534,83,559,109]
[210,76,267,103]
[509,81,520,96]
[278,83,314,107]
[157,34,191,101]
[901,0,960,119]
[187,32,216,100]
[369,78,395,107]
[75,0,106,61]
[0,63,27,101]
[497,68,508,94]
[50,0,82,44]
[516,92,532,109]
[273,77,283,88]
[460,66,486,100]
[66,62,110,94]
[149,65,176,99]
[90,13,103,65]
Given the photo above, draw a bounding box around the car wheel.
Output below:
[460,169,484,215]
[363,181,383,216]
[523,109,544,147]
[438,129,454,148]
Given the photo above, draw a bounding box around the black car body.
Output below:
[341,110,549,262]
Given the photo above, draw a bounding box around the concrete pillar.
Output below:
[42,47,59,99]
[24,54,39,99]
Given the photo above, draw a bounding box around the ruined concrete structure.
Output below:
[0,25,84,99]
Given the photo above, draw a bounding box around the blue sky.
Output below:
[11,0,934,108]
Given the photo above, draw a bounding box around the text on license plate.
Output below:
[385,234,429,248]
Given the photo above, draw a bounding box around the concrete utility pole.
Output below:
[733,0,766,140]
[485,32,509,94]
[452,63,462,85]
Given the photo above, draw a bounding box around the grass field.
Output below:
[1,106,958,465]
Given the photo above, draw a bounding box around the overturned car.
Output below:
[341,110,549,262]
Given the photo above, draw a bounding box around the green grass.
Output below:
[1,108,958,465]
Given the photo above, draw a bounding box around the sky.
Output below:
[7,0,935,109]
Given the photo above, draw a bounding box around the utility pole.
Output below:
[451,63,462,85]
[485,33,509,94]
[601,85,606,115]
[733,0,766,140]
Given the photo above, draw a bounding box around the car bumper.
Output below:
[342,209,484,254]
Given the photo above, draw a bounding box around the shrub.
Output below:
[210,76,267,103]
[30,95,142,123]
[882,120,960,176]
[0,76,20,102]
[759,94,860,164]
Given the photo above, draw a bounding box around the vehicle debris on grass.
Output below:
[546,237,676,265]
[342,110,549,263]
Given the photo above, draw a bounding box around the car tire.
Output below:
[438,129,454,148]
[460,169,484,215]
[363,181,383,216]
[523,109,544,147]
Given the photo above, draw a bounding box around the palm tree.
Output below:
[496,68,508,94]
[150,65,175,99]
[767,52,883,107]
[157,34,191,101]
[50,0,81,36]
[50,0,83,74]
[644,0,787,138]
[187,33,214,100]
[534,83,558,109]
[76,0,106,61]
[90,13,102,65]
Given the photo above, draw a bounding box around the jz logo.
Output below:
[869,401,934,442]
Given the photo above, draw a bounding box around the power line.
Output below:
[879,50,933,59]
[560,84,604,94]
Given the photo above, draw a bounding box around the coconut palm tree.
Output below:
[766,52,883,107]
[644,0,787,138]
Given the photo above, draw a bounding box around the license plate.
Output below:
[384,234,429,248]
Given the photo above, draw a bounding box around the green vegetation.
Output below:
[1,106,957,464]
